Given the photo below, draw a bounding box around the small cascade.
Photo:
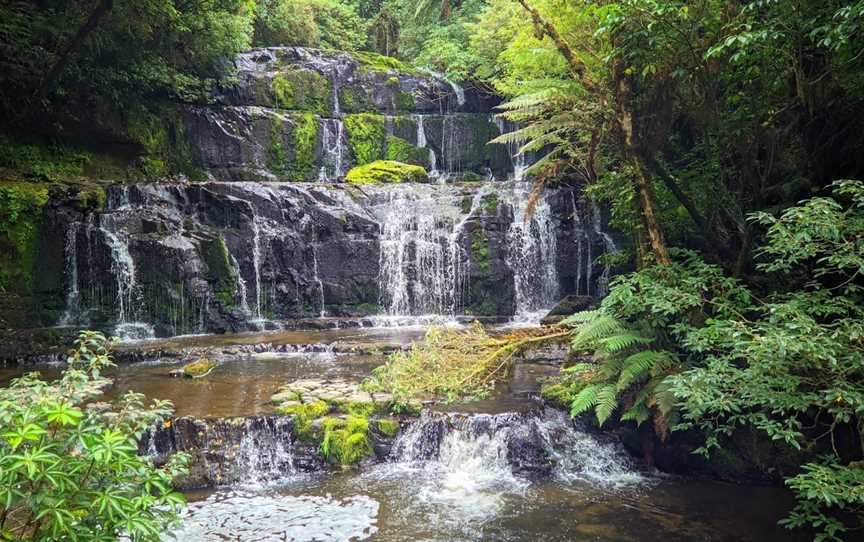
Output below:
[503,184,560,318]
[235,417,296,485]
[447,80,467,108]
[250,217,264,321]
[59,222,80,326]
[312,246,326,317]
[414,114,439,179]
[374,186,470,317]
[592,202,618,297]
[390,409,641,497]
[141,415,296,488]
[229,251,251,315]
[318,118,347,181]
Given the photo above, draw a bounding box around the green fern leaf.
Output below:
[569,384,599,417]
[595,384,619,426]
[616,350,668,391]
[600,333,652,354]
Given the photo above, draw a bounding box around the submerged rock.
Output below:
[171,357,216,378]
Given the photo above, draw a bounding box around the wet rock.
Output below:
[170,357,216,378]
[540,295,597,325]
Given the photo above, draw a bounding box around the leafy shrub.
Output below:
[0,331,188,540]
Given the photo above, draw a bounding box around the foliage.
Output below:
[0,331,188,541]
[345,160,429,184]
[255,0,368,51]
[552,182,864,539]
[366,323,567,405]
[0,182,49,292]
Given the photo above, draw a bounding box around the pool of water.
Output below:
[174,455,798,542]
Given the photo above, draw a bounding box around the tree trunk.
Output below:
[613,51,671,265]
[35,0,114,103]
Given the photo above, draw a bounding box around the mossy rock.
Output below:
[345,161,429,185]
[271,68,331,115]
[345,113,386,165]
[201,235,237,307]
[385,136,427,166]
[73,185,106,212]
[351,51,420,75]
[175,358,216,378]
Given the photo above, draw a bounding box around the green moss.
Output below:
[0,136,90,182]
[339,87,374,113]
[483,193,498,215]
[346,161,429,185]
[272,74,295,109]
[180,357,216,378]
[73,186,106,213]
[290,113,319,181]
[385,136,426,165]
[396,91,415,111]
[278,400,331,440]
[0,181,49,292]
[271,69,331,114]
[461,196,473,214]
[202,235,237,307]
[345,113,386,165]
[471,229,490,273]
[376,418,400,437]
[352,51,420,75]
[320,415,373,467]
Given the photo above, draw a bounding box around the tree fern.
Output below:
[571,315,628,351]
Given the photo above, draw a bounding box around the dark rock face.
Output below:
[41,180,615,339]
[142,415,307,489]
[183,47,510,182]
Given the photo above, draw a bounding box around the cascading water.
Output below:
[59,222,80,326]
[318,118,347,181]
[373,186,471,319]
[312,246,326,317]
[414,114,439,179]
[503,184,560,319]
[250,216,264,322]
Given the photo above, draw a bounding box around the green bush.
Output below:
[0,331,188,540]
[345,160,429,184]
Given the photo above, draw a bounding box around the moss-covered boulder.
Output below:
[172,357,217,378]
[345,161,429,185]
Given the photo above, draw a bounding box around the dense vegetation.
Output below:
[1,0,863,539]
[0,332,187,540]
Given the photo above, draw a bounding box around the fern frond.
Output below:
[620,404,651,425]
[652,378,677,416]
[616,350,668,391]
[600,333,652,354]
[595,384,619,426]
[571,315,628,351]
[569,384,600,417]
[559,309,602,327]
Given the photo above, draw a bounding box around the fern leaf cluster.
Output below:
[551,310,679,434]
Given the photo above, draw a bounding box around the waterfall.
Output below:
[59,222,80,326]
[391,409,641,491]
[415,114,439,179]
[251,217,264,321]
[503,184,560,318]
[229,251,251,315]
[592,202,618,297]
[312,246,326,317]
[374,186,470,317]
[318,118,347,181]
[447,80,467,108]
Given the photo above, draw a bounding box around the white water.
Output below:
[504,184,560,318]
[251,216,264,321]
[374,186,470,317]
[414,114,439,179]
[312,246,326,317]
[59,222,80,326]
[318,118,347,181]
